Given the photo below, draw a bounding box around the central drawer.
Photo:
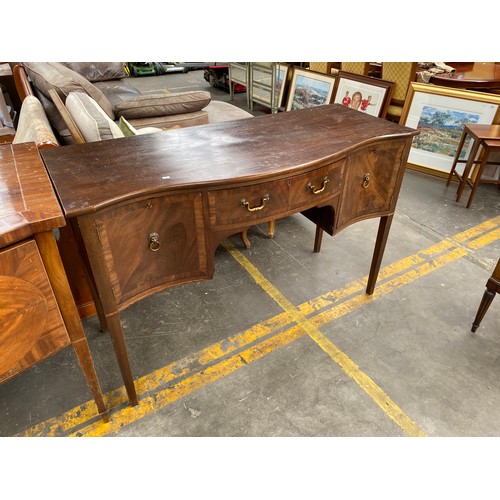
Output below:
[208,161,343,227]
[288,160,343,210]
[208,177,289,227]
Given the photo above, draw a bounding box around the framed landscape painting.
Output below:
[286,68,335,111]
[332,71,394,118]
[401,82,500,175]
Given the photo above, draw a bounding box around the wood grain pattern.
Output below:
[93,192,208,308]
[0,240,68,382]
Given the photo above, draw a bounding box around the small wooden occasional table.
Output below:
[447,124,500,208]
[41,104,419,406]
[0,142,109,422]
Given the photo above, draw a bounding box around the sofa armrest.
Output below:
[12,95,59,148]
[113,91,211,119]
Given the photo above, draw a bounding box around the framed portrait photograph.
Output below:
[332,71,394,118]
[286,68,336,111]
[400,83,500,175]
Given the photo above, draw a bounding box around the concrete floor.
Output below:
[2,69,500,444]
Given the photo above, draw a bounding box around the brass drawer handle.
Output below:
[307,176,329,195]
[241,193,270,212]
[362,173,370,188]
[148,232,161,252]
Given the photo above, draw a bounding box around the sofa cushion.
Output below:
[66,92,124,142]
[113,91,211,119]
[61,62,128,82]
[118,116,164,137]
[23,62,115,119]
[94,81,142,108]
[126,111,208,130]
[204,100,254,123]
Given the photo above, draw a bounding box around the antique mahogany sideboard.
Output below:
[41,104,419,406]
[0,143,108,421]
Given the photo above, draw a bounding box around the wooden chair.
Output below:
[48,89,86,144]
[309,62,332,74]
[310,62,340,77]
[340,62,370,75]
[447,124,500,208]
[381,62,418,123]
[472,257,500,332]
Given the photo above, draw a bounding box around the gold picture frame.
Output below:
[400,82,500,176]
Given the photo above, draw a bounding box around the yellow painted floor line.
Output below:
[223,240,427,437]
[20,215,500,436]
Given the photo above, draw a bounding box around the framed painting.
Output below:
[400,82,500,175]
[286,68,336,111]
[331,71,394,118]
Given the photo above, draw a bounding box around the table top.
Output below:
[429,62,500,89]
[41,104,418,218]
[0,142,65,248]
[465,123,500,139]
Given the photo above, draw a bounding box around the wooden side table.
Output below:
[0,142,109,422]
[447,124,500,208]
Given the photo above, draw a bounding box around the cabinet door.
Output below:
[0,240,69,382]
[94,192,208,307]
[336,139,406,230]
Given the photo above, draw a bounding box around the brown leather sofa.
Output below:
[17,62,212,144]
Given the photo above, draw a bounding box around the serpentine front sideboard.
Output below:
[41,104,419,406]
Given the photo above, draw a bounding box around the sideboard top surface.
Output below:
[0,142,65,247]
[41,104,418,217]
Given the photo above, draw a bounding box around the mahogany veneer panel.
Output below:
[0,240,68,382]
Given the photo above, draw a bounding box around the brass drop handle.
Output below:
[148,232,161,252]
[362,173,370,188]
[241,193,270,212]
[307,176,329,195]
